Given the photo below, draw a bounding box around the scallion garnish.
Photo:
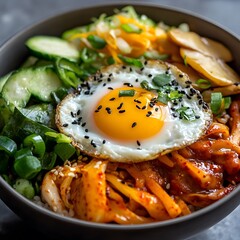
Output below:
[196,79,211,89]
[168,90,183,100]
[210,92,222,114]
[118,55,143,68]
[152,74,171,87]
[119,89,135,97]
[183,55,188,66]
[157,92,168,105]
[87,35,107,49]
[121,23,142,33]
[140,80,151,90]
[177,107,196,121]
[224,96,231,110]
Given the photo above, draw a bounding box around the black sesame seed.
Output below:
[195,115,200,119]
[77,117,82,122]
[137,140,141,146]
[124,83,133,87]
[109,73,113,77]
[97,105,102,110]
[185,80,192,84]
[179,74,184,78]
[140,67,145,71]
[146,111,152,117]
[148,74,152,78]
[137,147,142,150]
[62,123,68,127]
[149,102,155,108]
[91,140,97,148]
[122,66,127,69]
[108,87,114,90]
[119,110,126,113]
[172,113,178,118]
[135,78,139,82]
[132,122,137,128]
[144,60,148,65]
[203,103,209,109]
[82,122,86,127]
[186,95,192,100]
[103,83,107,87]
[185,85,190,88]
[85,129,89,132]
[84,136,89,139]
[95,110,99,113]
[103,140,106,144]
[190,88,196,94]
[171,107,176,111]
[155,108,158,112]
[129,67,133,72]
[109,97,116,101]
[71,112,76,118]
[180,90,185,94]
[77,109,81,115]
[100,73,103,78]
[198,100,203,105]
[136,105,141,109]
[117,102,124,110]
[134,99,142,104]
[84,90,90,95]
[142,106,147,110]
[173,102,178,106]
[72,120,78,125]
[107,78,111,82]
[197,94,202,99]
[98,79,103,83]
[106,107,112,114]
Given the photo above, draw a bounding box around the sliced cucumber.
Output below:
[0,72,12,93]
[25,36,79,61]
[2,67,63,108]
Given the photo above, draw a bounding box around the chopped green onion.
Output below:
[152,74,171,87]
[87,35,107,49]
[45,132,71,144]
[168,90,183,100]
[14,148,33,161]
[121,23,142,33]
[140,80,151,91]
[51,87,68,105]
[157,92,168,105]
[210,92,222,114]
[177,107,196,121]
[0,135,17,156]
[144,51,169,60]
[224,96,231,109]
[23,134,46,158]
[119,89,135,97]
[13,156,42,180]
[54,143,76,161]
[13,179,35,199]
[80,47,98,63]
[196,79,211,89]
[107,56,115,65]
[41,152,57,170]
[118,55,143,68]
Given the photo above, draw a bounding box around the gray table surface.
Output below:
[0,0,240,239]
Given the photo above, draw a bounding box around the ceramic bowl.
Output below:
[0,3,240,240]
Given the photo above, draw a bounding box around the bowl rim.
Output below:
[0,1,240,231]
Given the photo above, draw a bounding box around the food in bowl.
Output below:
[0,6,240,224]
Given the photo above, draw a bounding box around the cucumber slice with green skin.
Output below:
[0,72,12,93]
[25,36,80,61]
[2,67,63,108]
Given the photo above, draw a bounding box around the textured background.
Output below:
[0,0,240,239]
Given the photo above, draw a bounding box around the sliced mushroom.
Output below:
[172,62,204,90]
[169,29,232,62]
[202,84,240,102]
[180,48,240,87]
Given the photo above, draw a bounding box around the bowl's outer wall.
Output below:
[0,3,240,240]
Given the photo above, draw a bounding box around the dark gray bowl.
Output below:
[0,3,240,240]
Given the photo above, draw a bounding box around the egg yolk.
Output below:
[93,87,167,141]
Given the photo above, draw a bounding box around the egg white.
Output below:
[56,60,212,162]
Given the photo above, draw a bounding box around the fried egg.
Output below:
[56,60,212,162]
